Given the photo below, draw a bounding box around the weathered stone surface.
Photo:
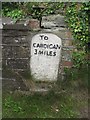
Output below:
[28,19,40,30]
[30,33,62,81]
[2,36,28,44]
[2,30,29,37]
[42,21,57,28]
[2,17,14,25]
[2,29,30,70]
[2,69,29,91]
[5,58,29,70]
[63,40,73,46]
[0,18,3,29]
[3,24,30,30]
[42,14,66,28]
[62,61,73,68]
[62,50,72,61]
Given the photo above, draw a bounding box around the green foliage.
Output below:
[3,92,77,118]
[2,2,63,20]
[43,3,63,15]
[65,3,89,49]
[4,9,24,20]
[2,3,25,20]
[72,51,87,68]
[64,66,88,88]
[64,2,89,68]
[4,96,23,114]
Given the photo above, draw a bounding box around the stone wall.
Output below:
[2,28,30,70]
[2,15,74,80]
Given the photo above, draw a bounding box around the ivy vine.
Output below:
[64,2,89,68]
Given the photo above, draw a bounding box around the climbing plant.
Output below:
[64,2,90,68]
[2,3,25,20]
[65,3,89,49]
[2,2,63,20]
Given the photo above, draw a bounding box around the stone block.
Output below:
[63,40,73,46]
[65,30,74,39]
[2,30,29,37]
[62,61,73,68]
[3,46,29,59]
[28,19,40,30]
[30,33,62,82]
[6,59,29,70]
[2,36,28,44]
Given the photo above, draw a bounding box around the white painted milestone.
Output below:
[30,33,62,81]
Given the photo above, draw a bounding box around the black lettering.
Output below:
[37,44,40,48]
[57,44,61,49]
[53,52,56,56]
[49,44,53,49]
[40,35,48,40]
[40,35,44,40]
[33,43,36,47]
[44,36,48,40]
[34,49,37,54]
[46,51,49,56]
[40,44,43,48]
[53,45,57,49]
[43,44,48,49]
[37,43,41,48]
[44,51,47,55]
[49,51,53,56]
[38,50,43,55]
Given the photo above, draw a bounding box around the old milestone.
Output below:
[30,33,62,81]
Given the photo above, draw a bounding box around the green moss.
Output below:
[3,91,78,118]
[2,66,88,118]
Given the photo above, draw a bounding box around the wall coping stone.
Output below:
[3,24,30,30]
